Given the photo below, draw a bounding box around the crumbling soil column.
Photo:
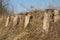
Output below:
[24,14,31,28]
[10,15,14,26]
[5,16,10,27]
[54,9,59,22]
[43,12,50,34]
[13,15,18,27]
[43,9,54,34]
[18,15,22,24]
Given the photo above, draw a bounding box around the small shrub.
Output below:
[26,23,33,30]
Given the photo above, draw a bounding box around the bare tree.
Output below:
[0,0,2,15]
[0,0,10,16]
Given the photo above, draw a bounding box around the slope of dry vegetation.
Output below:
[0,10,60,40]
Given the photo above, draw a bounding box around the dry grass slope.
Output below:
[0,10,60,40]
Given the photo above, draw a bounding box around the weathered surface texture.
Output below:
[43,12,50,34]
[54,10,59,22]
[24,14,31,28]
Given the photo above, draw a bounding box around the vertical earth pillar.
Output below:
[5,16,10,27]
[24,14,31,28]
[54,9,59,22]
[13,15,18,27]
[43,12,50,33]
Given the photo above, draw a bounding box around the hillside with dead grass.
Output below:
[0,10,60,40]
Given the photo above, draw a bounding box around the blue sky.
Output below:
[4,0,60,13]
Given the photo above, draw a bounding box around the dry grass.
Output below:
[0,10,60,40]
